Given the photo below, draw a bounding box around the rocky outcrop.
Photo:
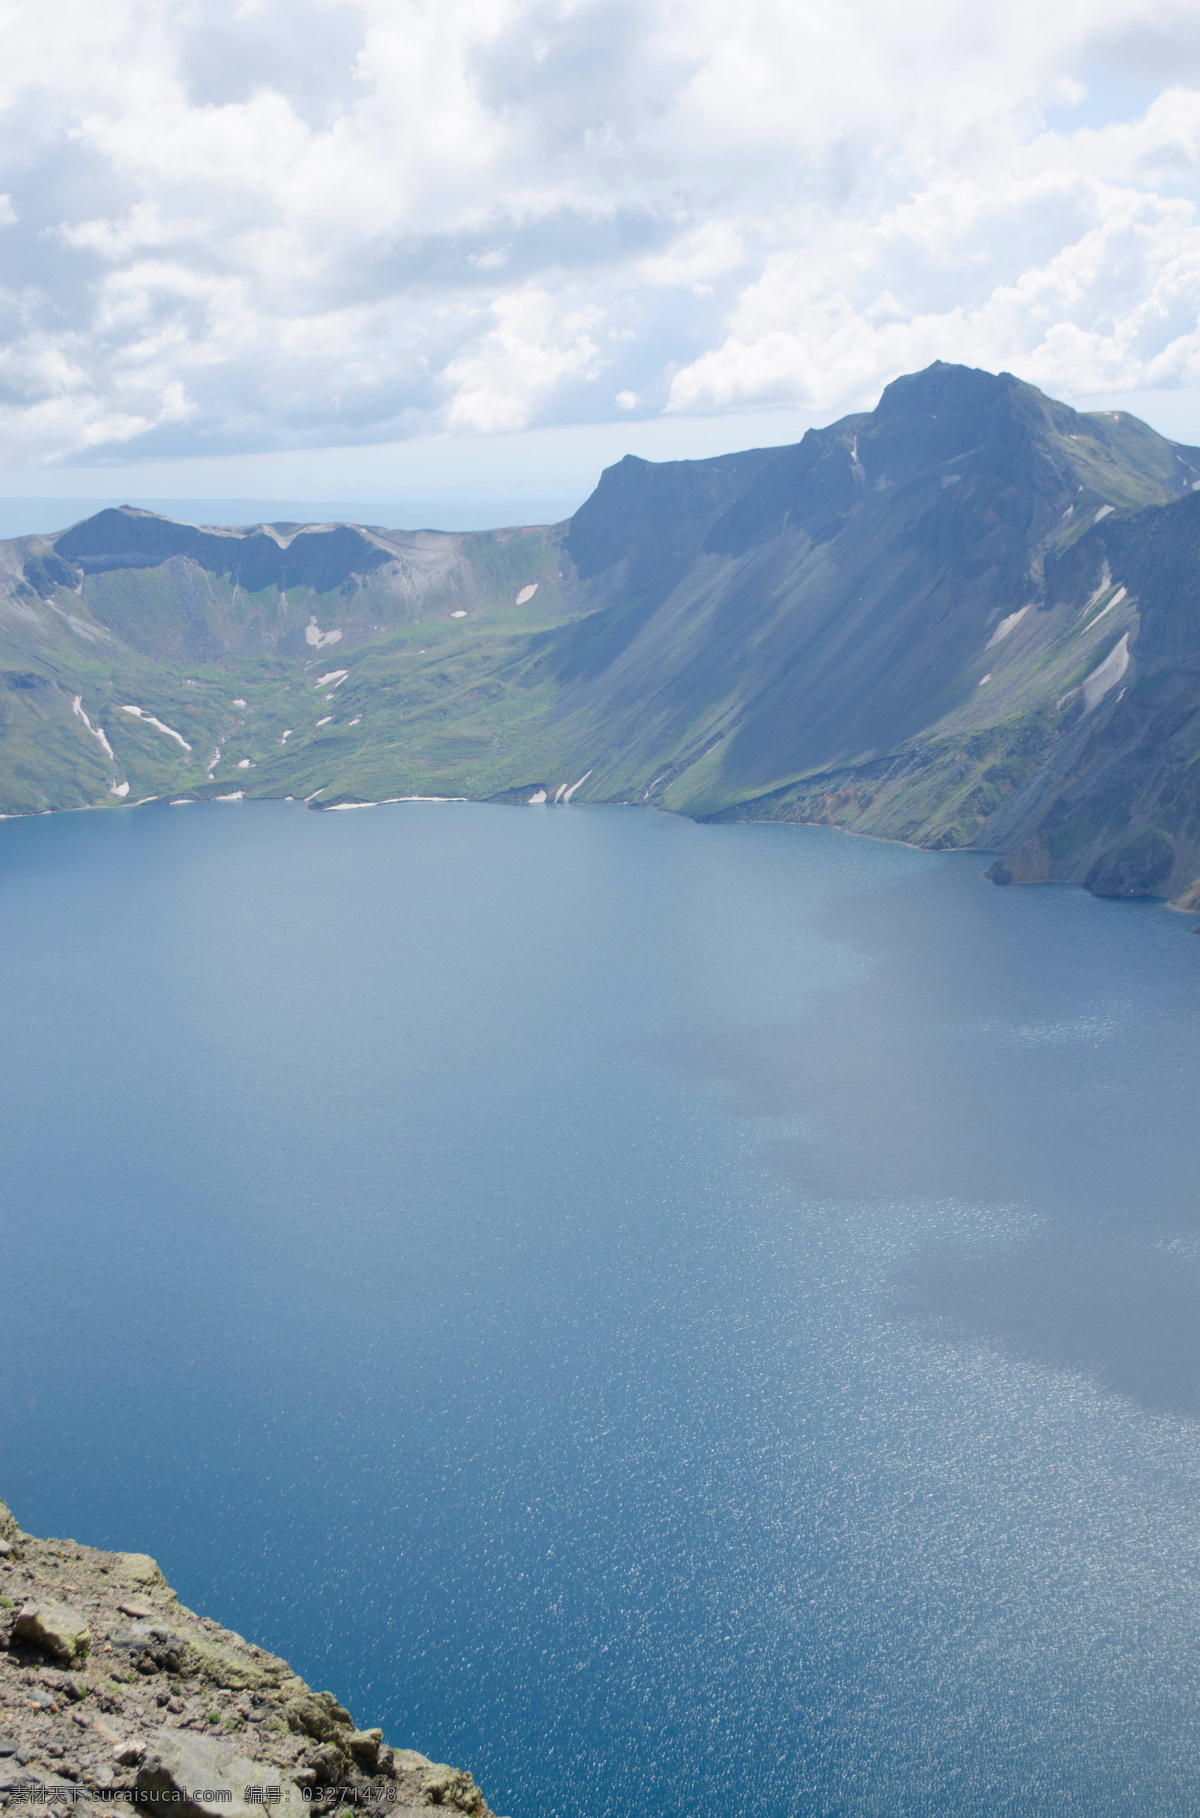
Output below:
[0,1499,498,1818]
[970,490,1200,903]
[11,1604,91,1667]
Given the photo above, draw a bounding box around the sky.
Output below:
[5,0,1200,528]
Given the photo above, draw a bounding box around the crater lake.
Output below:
[4,799,1200,1816]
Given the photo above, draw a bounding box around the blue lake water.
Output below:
[4,800,1200,1816]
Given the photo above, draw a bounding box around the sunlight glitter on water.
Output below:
[3,802,1200,1815]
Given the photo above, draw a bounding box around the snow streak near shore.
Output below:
[72,695,128,797]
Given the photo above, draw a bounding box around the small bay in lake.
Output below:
[4,800,1200,1815]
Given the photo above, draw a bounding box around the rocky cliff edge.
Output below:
[0,1500,500,1818]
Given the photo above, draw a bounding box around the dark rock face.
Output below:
[23,553,81,598]
[1085,826,1176,897]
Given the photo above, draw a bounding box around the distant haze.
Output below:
[0,498,584,541]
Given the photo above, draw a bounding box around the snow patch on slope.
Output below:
[986,606,1029,649]
[121,704,192,751]
[1082,634,1130,712]
[1087,585,1127,627]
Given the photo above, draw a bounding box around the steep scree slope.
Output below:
[982,489,1200,902]
[536,363,1200,841]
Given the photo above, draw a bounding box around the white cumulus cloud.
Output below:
[0,0,1199,467]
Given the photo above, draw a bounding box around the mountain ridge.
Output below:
[4,361,1200,905]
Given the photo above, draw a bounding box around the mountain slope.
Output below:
[532,362,1200,829]
[5,363,1200,906]
[0,507,577,812]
